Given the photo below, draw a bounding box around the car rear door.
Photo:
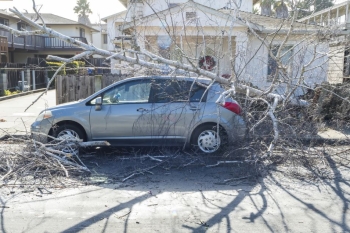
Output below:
[148,79,207,143]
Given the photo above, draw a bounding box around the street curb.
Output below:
[0,88,47,102]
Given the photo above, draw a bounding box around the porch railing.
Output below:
[0,28,86,50]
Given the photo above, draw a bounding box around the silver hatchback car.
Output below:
[31,76,246,153]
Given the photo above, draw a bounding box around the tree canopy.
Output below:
[73,0,93,17]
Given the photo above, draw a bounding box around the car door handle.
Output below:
[189,107,200,111]
[137,108,149,112]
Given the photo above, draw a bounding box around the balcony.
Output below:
[298,1,350,30]
[0,28,87,51]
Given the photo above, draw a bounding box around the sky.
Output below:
[0,0,126,24]
[0,0,347,23]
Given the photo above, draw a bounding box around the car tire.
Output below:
[191,124,227,154]
[51,124,85,155]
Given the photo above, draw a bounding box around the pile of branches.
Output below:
[0,136,109,185]
[309,82,350,123]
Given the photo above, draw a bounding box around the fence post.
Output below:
[21,71,25,91]
[94,75,102,91]
[32,70,36,90]
[26,69,30,91]
[0,73,7,96]
[44,69,49,88]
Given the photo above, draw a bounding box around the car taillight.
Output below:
[221,102,242,115]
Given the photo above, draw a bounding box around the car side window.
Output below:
[150,79,207,103]
[188,82,207,102]
[102,79,151,105]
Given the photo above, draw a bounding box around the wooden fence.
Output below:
[0,61,48,90]
[56,74,128,105]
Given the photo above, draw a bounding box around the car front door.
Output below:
[89,78,153,144]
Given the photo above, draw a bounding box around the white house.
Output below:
[101,11,127,74]
[102,0,329,95]
[92,23,108,57]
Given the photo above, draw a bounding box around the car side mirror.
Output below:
[95,97,102,111]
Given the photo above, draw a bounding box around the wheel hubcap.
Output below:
[57,129,80,140]
[57,129,80,155]
[197,130,220,153]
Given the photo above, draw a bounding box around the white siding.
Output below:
[327,45,344,84]
[103,12,126,51]
[243,36,328,95]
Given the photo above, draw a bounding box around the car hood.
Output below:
[45,101,81,111]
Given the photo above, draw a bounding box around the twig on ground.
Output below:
[116,210,131,219]
[147,155,163,162]
[122,163,164,182]
[223,175,251,183]
[206,160,245,168]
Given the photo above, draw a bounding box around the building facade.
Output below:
[0,10,99,63]
[101,0,329,96]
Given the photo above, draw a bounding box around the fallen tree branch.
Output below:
[0,135,110,184]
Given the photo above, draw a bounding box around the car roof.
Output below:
[127,76,214,84]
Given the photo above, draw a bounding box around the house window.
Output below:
[17,22,28,31]
[186,12,197,20]
[103,34,108,44]
[79,28,85,38]
[267,45,293,82]
[0,18,9,26]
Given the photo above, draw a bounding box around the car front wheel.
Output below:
[52,124,85,155]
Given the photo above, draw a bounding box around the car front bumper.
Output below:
[30,119,53,143]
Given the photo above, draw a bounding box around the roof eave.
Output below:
[0,12,19,21]
[119,0,127,8]
[120,1,253,31]
[101,10,127,22]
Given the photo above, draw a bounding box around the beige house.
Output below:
[0,10,99,63]
[298,0,350,84]
[103,0,328,95]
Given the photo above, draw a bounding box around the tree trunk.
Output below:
[78,15,91,26]
[275,2,289,18]
[261,2,272,16]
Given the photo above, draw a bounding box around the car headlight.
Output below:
[36,110,53,122]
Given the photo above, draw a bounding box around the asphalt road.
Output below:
[0,90,56,137]
[0,164,349,233]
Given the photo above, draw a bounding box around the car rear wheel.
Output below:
[191,124,227,154]
[52,124,85,155]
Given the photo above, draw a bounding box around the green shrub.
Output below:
[66,61,85,75]
[46,61,66,77]
[3,90,20,96]
[46,61,85,76]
